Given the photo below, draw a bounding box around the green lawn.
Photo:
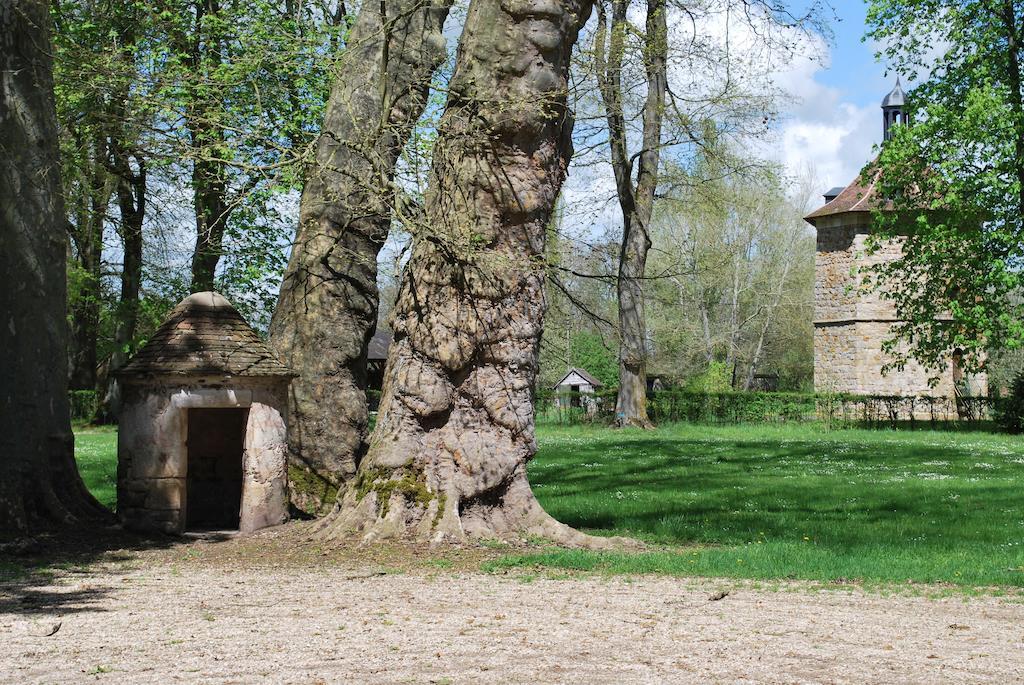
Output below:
[514,423,1024,588]
[73,422,1024,588]
[74,426,118,510]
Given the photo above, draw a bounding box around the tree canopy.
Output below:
[866,0,1024,375]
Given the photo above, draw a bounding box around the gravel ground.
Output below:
[4,560,1024,684]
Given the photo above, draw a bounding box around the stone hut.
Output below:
[805,81,987,403]
[116,292,296,534]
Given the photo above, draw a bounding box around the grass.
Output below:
[72,421,1024,588]
[74,425,117,510]
[512,422,1024,588]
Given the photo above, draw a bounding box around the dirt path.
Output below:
[3,557,1024,684]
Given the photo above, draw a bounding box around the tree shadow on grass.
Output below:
[530,435,1024,552]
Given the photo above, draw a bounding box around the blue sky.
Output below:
[776,0,903,196]
[557,0,904,231]
[819,0,892,107]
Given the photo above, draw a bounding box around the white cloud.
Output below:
[758,33,886,198]
[780,101,877,191]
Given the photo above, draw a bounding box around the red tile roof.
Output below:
[804,167,887,225]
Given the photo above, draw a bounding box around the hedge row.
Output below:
[535,388,996,428]
[70,388,996,430]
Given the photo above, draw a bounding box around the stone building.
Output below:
[553,367,604,414]
[116,292,296,534]
[804,81,986,401]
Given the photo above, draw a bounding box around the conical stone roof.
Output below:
[118,291,295,379]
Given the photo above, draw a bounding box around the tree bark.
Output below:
[98,153,146,422]
[188,129,229,292]
[596,0,667,428]
[268,0,453,515]
[67,142,114,391]
[317,0,623,547]
[171,0,231,294]
[0,0,109,532]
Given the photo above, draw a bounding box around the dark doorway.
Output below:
[186,408,247,530]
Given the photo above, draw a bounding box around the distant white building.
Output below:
[552,367,604,414]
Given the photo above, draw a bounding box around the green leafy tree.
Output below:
[685,361,732,393]
[865,0,1024,375]
[150,0,344,293]
[569,332,619,388]
[51,0,344,414]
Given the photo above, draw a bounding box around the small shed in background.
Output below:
[553,367,604,414]
[116,292,296,535]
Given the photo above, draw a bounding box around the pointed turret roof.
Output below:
[882,78,906,108]
[118,291,295,378]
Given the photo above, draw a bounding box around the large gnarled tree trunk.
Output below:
[320,0,618,546]
[269,0,452,515]
[0,0,108,532]
[595,0,667,428]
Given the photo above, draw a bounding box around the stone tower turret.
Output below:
[881,78,908,141]
[803,82,987,409]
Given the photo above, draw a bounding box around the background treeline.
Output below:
[539,156,816,393]
[55,0,347,417]
[58,0,821,424]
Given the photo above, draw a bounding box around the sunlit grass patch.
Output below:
[523,423,1024,588]
[71,421,1024,587]
[74,426,117,510]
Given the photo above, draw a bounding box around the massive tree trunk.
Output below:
[595,0,667,428]
[0,0,108,532]
[269,0,452,515]
[319,0,617,547]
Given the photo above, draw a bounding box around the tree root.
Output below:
[309,466,640,551]
[614,414,655,430]
[1,433,112,534]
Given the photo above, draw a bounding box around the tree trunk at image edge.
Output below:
[0,0,109,532]
[268,0,453,515]
[318,0,627,547]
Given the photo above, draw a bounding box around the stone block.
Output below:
[143,478,184,510]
